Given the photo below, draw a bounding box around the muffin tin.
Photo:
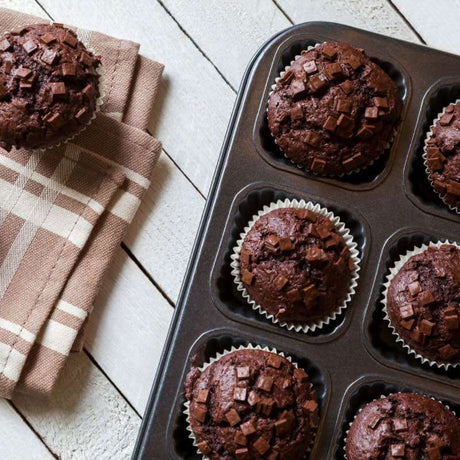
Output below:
[133,22,460,459]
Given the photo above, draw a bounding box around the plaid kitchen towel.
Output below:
[0,8,163,398]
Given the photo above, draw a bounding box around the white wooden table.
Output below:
[0,1,458,458]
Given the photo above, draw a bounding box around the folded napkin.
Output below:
[0,8,163,398]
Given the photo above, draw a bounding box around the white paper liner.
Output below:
[1,23,106,153]
[423,99,460,214]
[183,344,316,459]
[230,199,361,333]
[267,43,398,178]
[343,392,458,459]
[382,240,460,370]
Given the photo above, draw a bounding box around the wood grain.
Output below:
[0,400,53,459]
[393,0,460,52]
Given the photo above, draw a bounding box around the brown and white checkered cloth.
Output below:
[0,8,163,398]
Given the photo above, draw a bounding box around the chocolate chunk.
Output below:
[79,51,95,67]
[265,234,280,249]
[62,63,77,77]
[339,79,353,94]
[439,112,454,126]
[393,418,408,431]
[279,69,294,85]
[256,397,274,416]
[234,387,247,402]
[323,115,337,132]
[290,104,303,121]
[40,32,57,45]
[400,304,415,319]
[305,247,327,261]
[16,68,32,79]
[63,30,78,48]
[49,82,67,101]
[357,124,375,140]
[345,55,362,70]
[373,96,388,108]
[290,79,306,98]
[282,378,292,389]
[420,319,435,336]
[325,62,342,80]
[253,437,271,455]
[22,39,37,54]
[445,314,459,330]
[410,327,422,343]
[439,344,457,360]
[274,418,290,436]
[302,60,317,74]
[368,414,381,430]
[336,98,351,113]
[337,113,354,130]
[273,274,288,291]
[43,112,64,129]
[365,106,379,119]
[197,441,211,455]
[408,281,421,295]
[401,319,415,331]
[247,391,260,407]
[308,74,326,93]
[75,107,89,124]
[311,158,326,173]
[287,288,303,303]
[196,388,209,403]
[278,237,293,251]
[256,376,274,392]
[194,404,207,423]
[241,269,254,286]
[305,130,321,147]
[418,290,436,306]
[225,408,241,426]
[235,431,247,446]
[235,447,250,460]
[267,451,278,460]
[303,399,318,413]
[267,354,282,369]
[82,83,96,100]
[322,44,337,59]
[293,368,308,383]
[236,366,250,379]
[447,181,460,197]
[0,39,11,51]
[391,444,405,457]
[240,250,251,266]
[41,49,58,65]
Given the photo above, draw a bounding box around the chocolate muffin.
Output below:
[239,207,354,324]
[0,23,101,150]
[345,393,460,460]
[268,41,401,176]
[425,101,460,210]
[185,348,318,459]
[386,245,460,365]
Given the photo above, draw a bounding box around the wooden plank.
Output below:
[161,0,290,89]
[277,0,420,42]
[393,0,460,53]
[85,248,173,415]
[38,0,236,196]
[124,155,205,302]
[13,352,141,460]
[0,400,54,460]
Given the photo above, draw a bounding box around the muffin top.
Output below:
[346,393,460,460]
[185,348,318,460]
[387,245,460,364]
[426,101,460,210]
[267,41,401,176]
[239,207,353,324]
[0,23,101,150]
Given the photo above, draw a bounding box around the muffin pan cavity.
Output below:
[168,329,329,459]
[333,376,460,459]
[406,79,460,221]
[364,230,460,384]
[210,184,369,341]
[254,36,410,190]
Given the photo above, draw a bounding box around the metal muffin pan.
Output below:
[133,23,460,459]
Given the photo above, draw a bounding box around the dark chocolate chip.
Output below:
[22,40,38,54]
[235,431,247,446]
[308,74,326,93]
[393,419,408,432]
[365,106,379,120]
[323,115,337,132]
[62,63,77,77]
[236,366,250,379]
[399,304,415,320]
[339,79,353,94]
[196,388,209,403]
[41,49,59,65]
[267,354,282,369]
[63,30,78,48]
[225,408,241,426]
[40,32,57,45]
[321,44,337,59]
[194,404,207,423]
[234,387,247,402]
[253,437,271,455]
[273,274,288,291]
[256,376,274,392]
[16,68,32,79]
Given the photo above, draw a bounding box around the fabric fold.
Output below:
[0,7,164,397]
